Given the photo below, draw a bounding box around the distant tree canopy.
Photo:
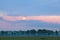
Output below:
[0,29,59,36]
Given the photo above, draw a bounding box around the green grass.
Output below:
[0,37,60,40]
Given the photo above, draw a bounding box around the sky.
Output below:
[0,0,60,16]
[0,0,60,31]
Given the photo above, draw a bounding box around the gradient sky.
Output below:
[0,0,60,31]
[0,0,60,16]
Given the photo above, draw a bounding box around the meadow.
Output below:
[0,37,60,40]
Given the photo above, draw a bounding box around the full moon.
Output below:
[22,16,26,20]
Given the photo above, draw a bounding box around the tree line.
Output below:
[0,29,60,36]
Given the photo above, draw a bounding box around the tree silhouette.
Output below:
[0,29,59,36]
[55,31,58,36]
[29,29,36,36]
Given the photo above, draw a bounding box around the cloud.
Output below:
[1,16,60,23]
[0,12,7,17]
[3,16,23,21]
[0,19,60,31]
[0,21,22,31]
[27,16,60,23]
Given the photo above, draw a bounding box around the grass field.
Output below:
[0,37,60,40]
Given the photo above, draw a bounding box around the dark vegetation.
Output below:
[0,29,60,36]
[0,37,60,40]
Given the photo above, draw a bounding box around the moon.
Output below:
[22,16,26,20]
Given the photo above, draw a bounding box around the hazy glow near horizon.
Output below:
[0,16,60,31]
[22,17,27,20]
[0,13,4,17]
[0,16,60,23]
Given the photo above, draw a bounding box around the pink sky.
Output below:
[0,16,60,31]
[2,16,60,23]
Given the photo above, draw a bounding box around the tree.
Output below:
[55,31,58,36]
[37,29,42,34]
[0,31,8,36]
[30,29,36,35]
[26,30,30,34]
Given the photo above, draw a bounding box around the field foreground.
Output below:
[0,37,60,40]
